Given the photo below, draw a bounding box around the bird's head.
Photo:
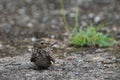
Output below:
[34,39,50,49]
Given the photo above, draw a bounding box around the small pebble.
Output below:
[27,23,33,28]
[88,13,95,19]
[0,43,3,49]
[51,35,55,39]
[31,37,37,42]
[69,13,75,18]
[94,16,101,23]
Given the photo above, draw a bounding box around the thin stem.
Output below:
[61,0,69,32]
[75,7,78,28]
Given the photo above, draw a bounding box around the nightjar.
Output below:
[30,39,55,69]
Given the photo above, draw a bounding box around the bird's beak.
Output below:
[49,41,57,47]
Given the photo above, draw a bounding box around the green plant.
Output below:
[69,26,115,47]
[61,0,115,47]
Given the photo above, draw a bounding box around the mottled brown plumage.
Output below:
[30,39,55,69]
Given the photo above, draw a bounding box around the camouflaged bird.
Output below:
[30,39,55,69]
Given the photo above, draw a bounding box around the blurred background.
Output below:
[0,0,120,57]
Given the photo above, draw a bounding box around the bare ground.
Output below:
[0,0,120,80]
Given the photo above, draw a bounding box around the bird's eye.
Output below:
[40,42,44,45]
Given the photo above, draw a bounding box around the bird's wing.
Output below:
[30,49,37,62]
[46,53,55,63]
